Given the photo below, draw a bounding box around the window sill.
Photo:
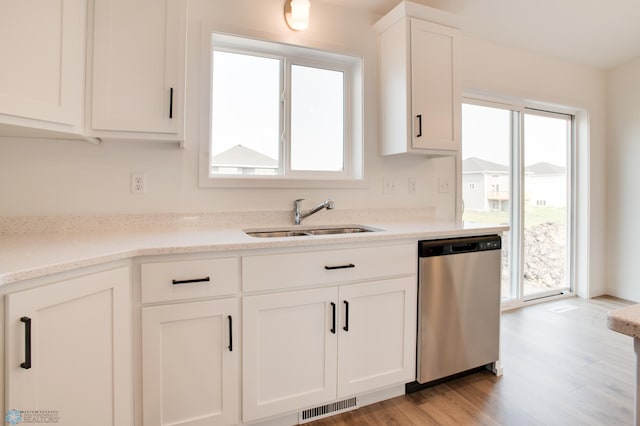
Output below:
[198,176,368,189]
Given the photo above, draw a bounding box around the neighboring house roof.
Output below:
[211,144,278,168]
[462,157,509,173]
[525,162,566,175]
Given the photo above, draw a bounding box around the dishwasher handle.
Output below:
[450,242,478,253]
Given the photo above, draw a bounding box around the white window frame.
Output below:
[199,30,364,188]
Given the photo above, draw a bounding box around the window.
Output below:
[201,33,363,187]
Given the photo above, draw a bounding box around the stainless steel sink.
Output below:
[306,227,373,235]
[244,230,311,238]
[245,225,378,238]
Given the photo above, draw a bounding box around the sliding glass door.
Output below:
[462,100,573,303]
[461,103,513,299]
[522,112,571,299]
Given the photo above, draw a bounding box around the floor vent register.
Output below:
[299,397,358,423]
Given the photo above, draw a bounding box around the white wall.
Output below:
[0,1,608,297]
[606,58,640,302]
[0,0,455,218]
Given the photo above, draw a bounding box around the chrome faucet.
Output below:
[293,198,335,225]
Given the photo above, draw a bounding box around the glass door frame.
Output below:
[462,97,576,307]
[520,108,575,302]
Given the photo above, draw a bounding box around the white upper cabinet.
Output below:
[375,2,460,156]
[0,0,86,134]
[410,19,459,151]
[88,0,186,141]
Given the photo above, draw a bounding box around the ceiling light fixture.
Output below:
[284,0,310,31]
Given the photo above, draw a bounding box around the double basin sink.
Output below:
[245,225,378,238]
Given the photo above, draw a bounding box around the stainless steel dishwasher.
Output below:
[417,235,502,384]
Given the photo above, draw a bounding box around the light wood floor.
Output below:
[309,296,635,426]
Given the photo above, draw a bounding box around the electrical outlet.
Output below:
[408,177,416,194]
[131,173,147,195]
[438,177,450,193]
[383,177,397,194]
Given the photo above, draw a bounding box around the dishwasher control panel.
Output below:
[419,235,501,257]
[480,239,501,250]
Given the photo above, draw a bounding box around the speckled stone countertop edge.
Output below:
[607,304,640,338]
[0,221,509,287]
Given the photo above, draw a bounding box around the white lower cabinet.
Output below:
[242,287,338,422]
[5,242,419,425]
[141,298,239,426]
[5,265,133,426]
[138,255,240,426]
[242,276,417,422]
[337,277,417,397]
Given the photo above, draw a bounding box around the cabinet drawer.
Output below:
[243,243,416,292]
[141,257,240,303]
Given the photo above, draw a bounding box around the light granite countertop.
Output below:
[0,210,508,287]
[607,304,640,339]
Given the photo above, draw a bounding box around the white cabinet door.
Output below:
[377,15,459,156]
[337,277,417,397]
[0,0,85,132]
[90,0,186,139]
[410,18,459,152]
[242,287,338,422]
[5,266,133,426]
[142,298,239,426]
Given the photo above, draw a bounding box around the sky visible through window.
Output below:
[211,50,345,173]
[462,104,568,168]
[291,65,344,171]
[211,51,280,161]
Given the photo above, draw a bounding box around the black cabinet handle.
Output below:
[417,114,423,137]
[20,317,31,369]
[169,87,174,119]
[228,315,233,352]
[172,276,210,285]
[343,301,349,332]
[330,302,336,334]
[324,264,355,271]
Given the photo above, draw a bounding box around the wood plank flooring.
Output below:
[308,296,635,426]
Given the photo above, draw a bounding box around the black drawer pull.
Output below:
[343,301,350,332]
[330,302,336,334]
[324,264,355,271]
[169,87,174,119]
[172,277,210,285]
[417,114,423,137]
[228,315,233,352]
[20,316,32,369]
